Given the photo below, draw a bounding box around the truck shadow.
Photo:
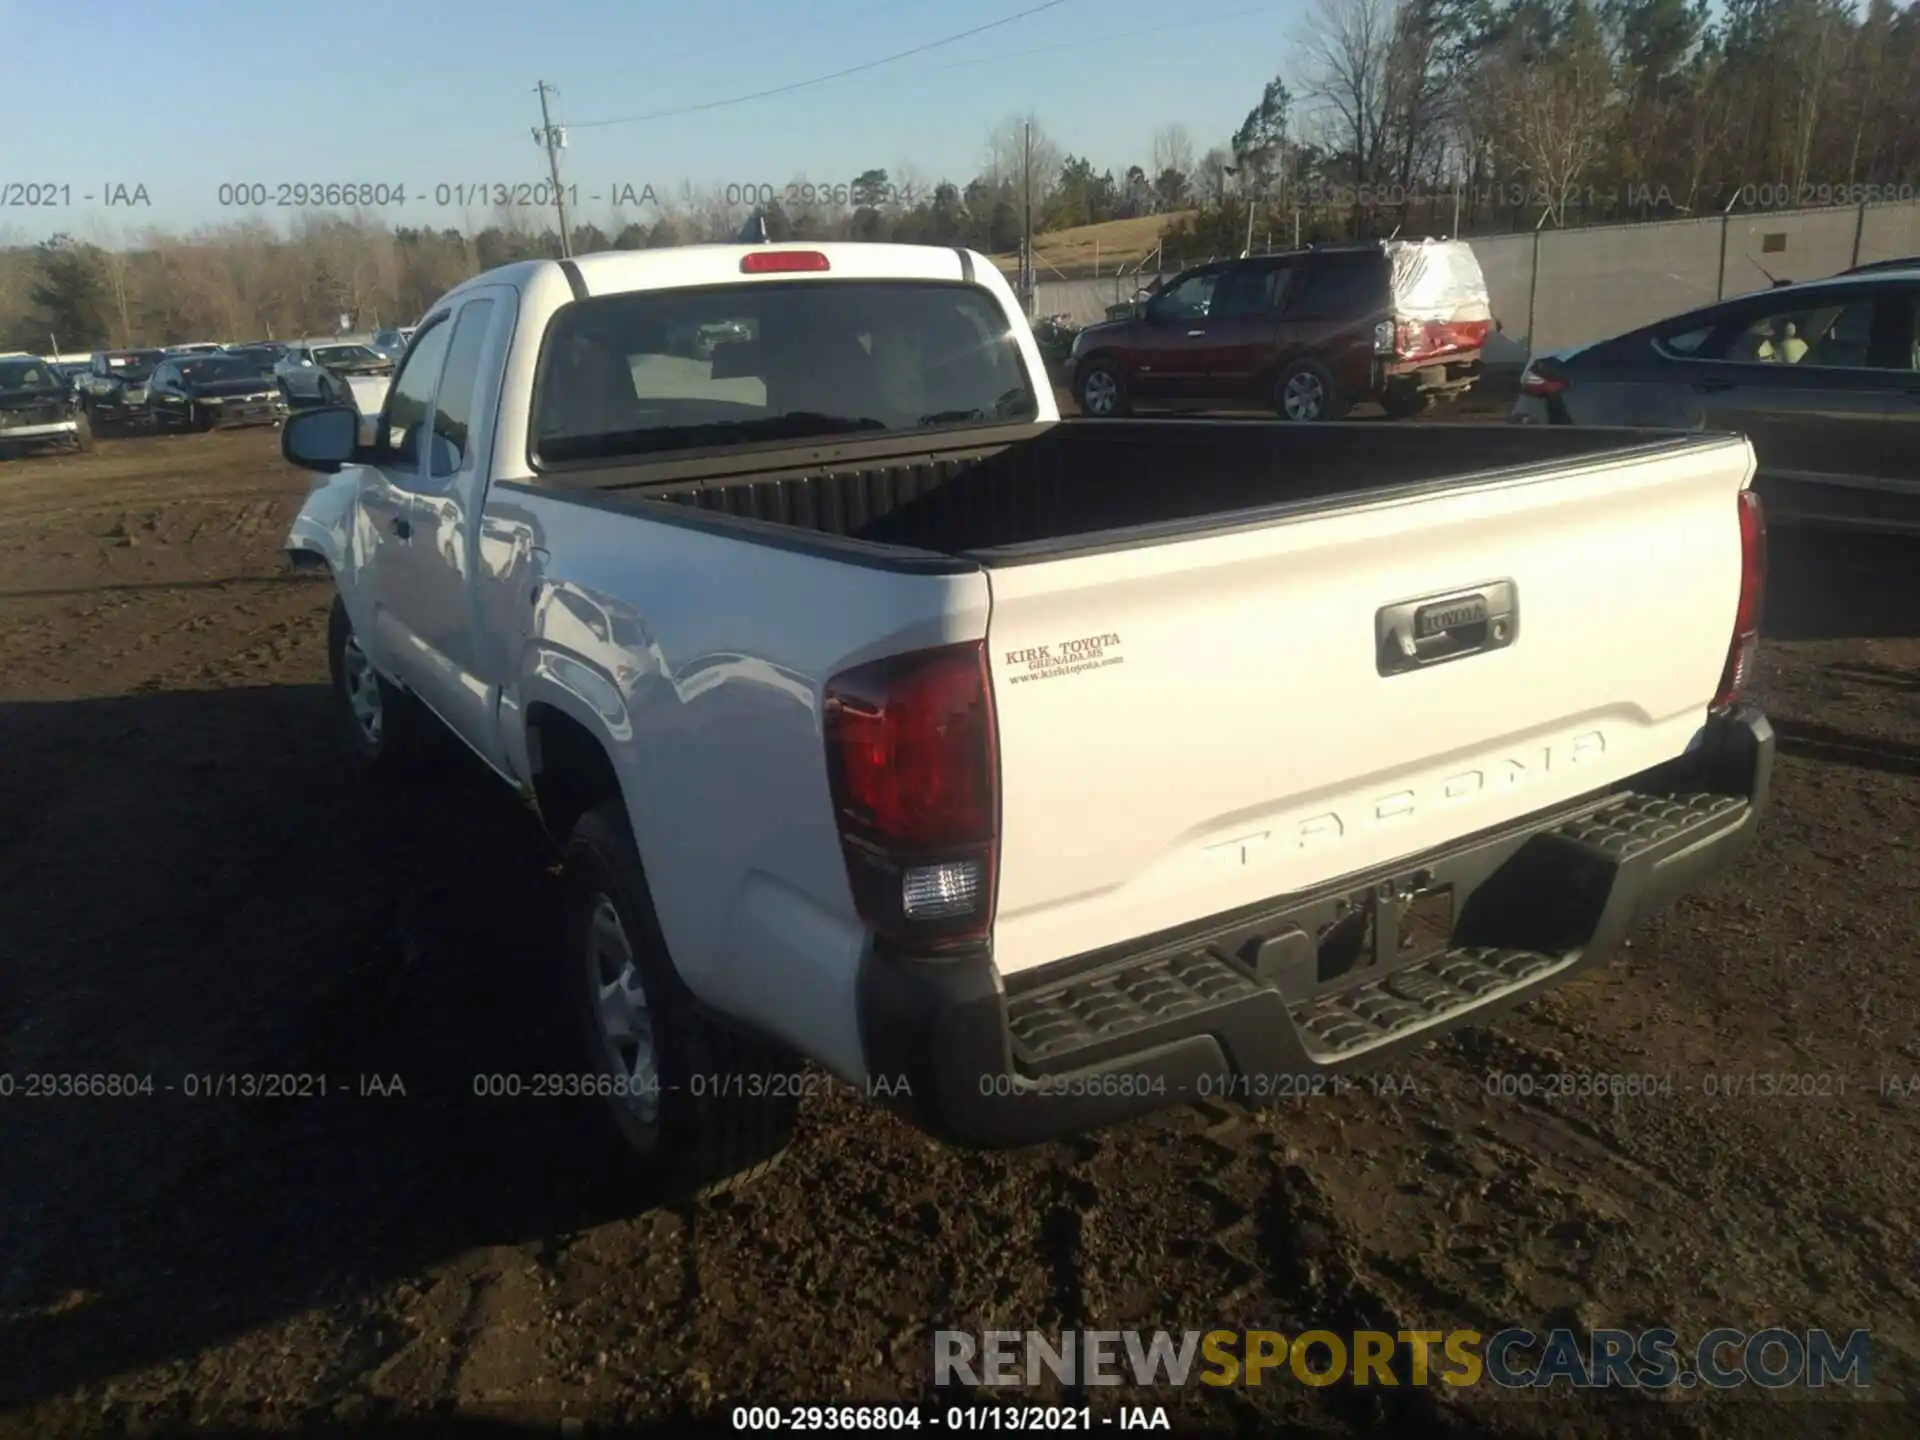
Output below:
[0,684,653,1408]
[1764,527,1920,641]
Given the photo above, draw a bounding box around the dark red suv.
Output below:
[1066,242,1491,421]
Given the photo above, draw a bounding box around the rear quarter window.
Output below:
[1287,260,1389,320]
[1652,325,1717,358]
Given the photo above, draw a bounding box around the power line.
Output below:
[566,0,1078,130]
[628,0,947,75]
[909,4,1273,77]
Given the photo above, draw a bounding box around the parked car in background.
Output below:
[149,353,290,432]
[223,344,288,378]
[53,356,92,403]
[0,354,90,455]
[1511,266,1920,535]
[369,326,416,360]
[79,349,167,432]
[165,342,227,357]
[1030,313,1079,367]
[1067,239,1492,421]
[275,340,395,412]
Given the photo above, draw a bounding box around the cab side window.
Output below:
[429,299,497,480]
[378,318,452,470]
[1722,295,1879,368]
[1154,269,1220,321]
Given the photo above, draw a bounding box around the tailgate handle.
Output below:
[1376,581,1518,677]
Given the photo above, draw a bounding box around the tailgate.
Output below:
[983,434,1755,977]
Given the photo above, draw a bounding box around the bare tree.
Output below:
[1150,124,1196,189]
[984,112,1063,209]
[86,220,136,346]
[1195,146,1234,208]
[1296,0,1397,186]
[1486,35,1614,226]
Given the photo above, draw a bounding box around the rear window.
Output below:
[531,280,1039,465]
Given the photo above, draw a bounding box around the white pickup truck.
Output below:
[282,241,1774,1197]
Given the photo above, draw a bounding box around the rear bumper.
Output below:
[90,401,152,424]
[200,400,288,428]
[1380,354,1482,395]
[858,705,1773,1147]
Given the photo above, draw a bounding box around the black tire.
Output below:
[87,403,117,439]
[1272,359,1346,422]
[71,412,93,453]
[562,800,797,1199]
[1381,385,1435,420]
[192,405,215,433]
[1074,358,1130,418]
[326,594,434,766]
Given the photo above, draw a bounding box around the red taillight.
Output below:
[1712,488,1767,708]
[741,249,830,273]
[1391,318,1489,361]
[1519,366,1568,397]
[824,642,998,946]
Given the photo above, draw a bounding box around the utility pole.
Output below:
[1022,119,1034,317]
[533,81,574,258]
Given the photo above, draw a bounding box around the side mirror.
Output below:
[282,406,360,473]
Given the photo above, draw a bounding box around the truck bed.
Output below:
[531,420,1705,562]
[500,414,1755,983]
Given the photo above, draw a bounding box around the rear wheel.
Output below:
[326,594,433,767]
[71,412,93,453]
[562,801,797,1199]
[1075,358,1130,418]
[1273,360,1344,422]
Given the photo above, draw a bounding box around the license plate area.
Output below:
[1314,876,1455,990]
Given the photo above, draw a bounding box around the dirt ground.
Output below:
[1,422,1918,1438]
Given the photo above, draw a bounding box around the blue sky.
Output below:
[2,0,1305,241]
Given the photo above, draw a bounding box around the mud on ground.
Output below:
[1,428,1917,1437]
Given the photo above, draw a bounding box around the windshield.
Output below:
[106,351,165,381]
[315,345,382,367]
[0,359,63,391]
[532,280,1038,464]
[178,357,264,384]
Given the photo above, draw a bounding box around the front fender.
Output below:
[284,471,355,576]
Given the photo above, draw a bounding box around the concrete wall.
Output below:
[1036,198,1920,365]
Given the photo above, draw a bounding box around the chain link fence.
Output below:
[1032,199,1920,368]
